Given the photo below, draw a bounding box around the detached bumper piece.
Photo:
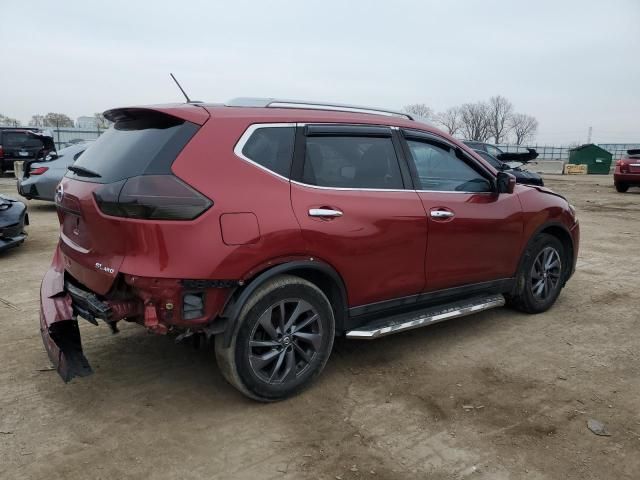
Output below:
[40,265,93,382]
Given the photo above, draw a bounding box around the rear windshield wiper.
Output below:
[68,165,101,178]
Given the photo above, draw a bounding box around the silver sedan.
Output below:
[16,142,93,202]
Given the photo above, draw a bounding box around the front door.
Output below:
[401,130,523,291]
[290,125,427,307]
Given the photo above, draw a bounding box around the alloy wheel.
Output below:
[248,299,323,384]
[530,246,562,301]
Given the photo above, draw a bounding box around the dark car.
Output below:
[17,142,93,201]
[613,149,640,192]
[0,128,56,175]
[463,141,539,163]
[0,194,28,253]
[473,149,544,186]
[40,99,579,401]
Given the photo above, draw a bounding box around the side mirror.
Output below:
[496,171,516,194]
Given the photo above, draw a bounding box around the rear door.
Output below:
[290,125,427,307]
[400,129,523,291]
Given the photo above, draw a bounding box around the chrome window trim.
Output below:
[233,123,297,182]
[291,180,408,193]
[234,123,496,195]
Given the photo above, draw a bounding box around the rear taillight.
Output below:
[93,175,212,220]
[0,145,4,158]
[616,160,628,172]
[30,166,49,175]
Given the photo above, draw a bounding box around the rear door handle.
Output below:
[430,209,455,219]
[309,208,343,218]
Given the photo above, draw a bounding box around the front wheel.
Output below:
[507,233,566,314]
[215,275,335,401]
[615,182,629,193]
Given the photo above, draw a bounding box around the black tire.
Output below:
[507,233,566,314]
[615,182,629,193]
[215,275,335,401]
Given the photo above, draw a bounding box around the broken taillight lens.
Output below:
[93,175,212,220]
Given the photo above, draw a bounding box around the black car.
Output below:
[0,128,56,175]
[473,149,544,187]
[464,141,539,163]
[0,194,28,253]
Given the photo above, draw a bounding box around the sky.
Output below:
[1,0,639,144]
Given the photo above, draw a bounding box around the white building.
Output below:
[76,116,98,129]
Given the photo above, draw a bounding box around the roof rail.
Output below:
[226,97,413,120]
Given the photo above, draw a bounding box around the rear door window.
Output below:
[68,113,199,183]
[240,126,295,178]
[302,135,403,189]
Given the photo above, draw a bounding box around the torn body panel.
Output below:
[40,249,93,382]
[40,244,233,382]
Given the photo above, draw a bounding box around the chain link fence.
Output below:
[48,127,104,149]
[496,143,640,162]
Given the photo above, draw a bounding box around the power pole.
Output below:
[587,126,592,144]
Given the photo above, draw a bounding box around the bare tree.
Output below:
[0,114,22,126]
[486,95,513,144]
[29,114,46,127]
[403,103,433,122]
[459,102,491,141]
[435,107,462,136]
[510,113,538,145]
[43,112,74,128]
[94,112,112,130]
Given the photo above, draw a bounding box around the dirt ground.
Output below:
[0,174,638,480]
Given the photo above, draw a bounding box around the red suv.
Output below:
[614,149,640,192]
[40,99,579,401]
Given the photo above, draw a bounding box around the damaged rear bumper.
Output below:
[40,258,93,382]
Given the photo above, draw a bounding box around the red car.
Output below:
[614,149,640,192]
[40,99,579,401]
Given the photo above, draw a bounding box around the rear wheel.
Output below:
[507,233,565,314]
[615,182,629,193]
[215,275,335,401]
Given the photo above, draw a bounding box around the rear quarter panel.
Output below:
[169,117,307,281]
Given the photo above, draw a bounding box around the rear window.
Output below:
[68,113,199,183]
[241,126,295,177]
[4,132,44,149]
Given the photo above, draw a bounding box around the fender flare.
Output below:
[220,260,348,347]
[512,220,575,293]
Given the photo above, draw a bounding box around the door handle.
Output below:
[430,209,455,219]
[309,208,343,218]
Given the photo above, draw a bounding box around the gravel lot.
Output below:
[1,174,638,480]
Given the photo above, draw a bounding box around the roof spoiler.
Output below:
[627,149,640,156]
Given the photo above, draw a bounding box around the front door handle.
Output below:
[309,208,343,218]
[430,209,455,219]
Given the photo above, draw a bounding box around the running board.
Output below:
[345,294,505,340]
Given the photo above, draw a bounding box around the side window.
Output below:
[407,140,492,192]
[485,144,503,158]
[241,126,295,178]
[302,136,403,189]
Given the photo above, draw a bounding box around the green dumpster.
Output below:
[568,144,613,174]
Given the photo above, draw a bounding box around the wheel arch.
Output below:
[220,260,348,347]
[515,221,575,291]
